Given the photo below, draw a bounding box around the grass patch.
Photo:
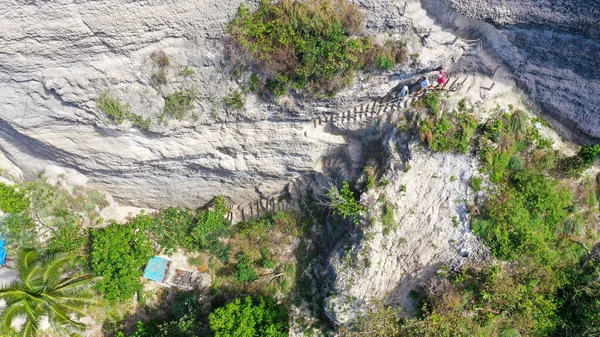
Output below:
[179,66,195,77]
[163,88,199,120]
[419,111,477,153]
[96,92,131,124]
[381,202,396,235]
[96,92,150,129]
[470,177,483,192]
[224,90,245,109]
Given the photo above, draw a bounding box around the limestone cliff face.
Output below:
[0,0,333,208]
[421,0,600,143]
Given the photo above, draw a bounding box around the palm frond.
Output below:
[19,319,39,337]
[0,300,26,333]
[54,275,98,294]
[41,253,73,288]
[47,302,86,332]
[16,250,38,284]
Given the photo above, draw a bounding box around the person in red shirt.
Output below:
[437,69,447,88]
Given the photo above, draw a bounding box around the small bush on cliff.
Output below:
[419,112,477,153]
[163,88,199,120]
[327,181,366,224]
[96,92,150,129]
[96,92,131,124]
[224,90,245,109]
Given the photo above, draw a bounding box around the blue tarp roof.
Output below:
[0,235,6,266]
[143,256,169,283]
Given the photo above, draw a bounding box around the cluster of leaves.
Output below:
[419,111,477,153]
[327,181,366,224]
[0,183,29,214]
[162,88,199,120]
[235,253,259,283]
[96,92,151,129]
[208,296,289,337]
[89,219,154,303]
[227,0,404,95]
[142,197,231,259]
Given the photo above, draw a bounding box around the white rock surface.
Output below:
[325,141,489,324]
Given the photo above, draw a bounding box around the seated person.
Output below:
[418,76,430,95]
[396,85,409,102]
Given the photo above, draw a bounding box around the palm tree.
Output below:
[0,250,98,337]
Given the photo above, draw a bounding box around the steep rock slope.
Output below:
[421,0,600,142]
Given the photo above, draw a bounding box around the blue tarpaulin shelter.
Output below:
[143,256,170,283]
[0,235,6,266]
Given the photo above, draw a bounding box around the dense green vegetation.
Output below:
[227,0,405,95]
[90,220,154,303]
[419,111,477,153]
[0,250,96,337]
[209,296,289,337]
[0,183,29,214]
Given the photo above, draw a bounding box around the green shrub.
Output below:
[96,92,150,129]
[235,253,258,283]
[163,88,199,120]
[90,219,154,303]
[179,66,195,77]
[472,170,572,267]
[96,92,131,124]
[376,54,394,70]
[470,177,483,192]
[381,202,396,235]
[508,109,527,134]
[129,113,151,130]
[227,0,373,94]
[209,296,289,337]
[508,155,523,171]
[224,90,245,109]
[327,181,367,224]
[0,183,29,214]
[249,73,259,91]
[261,247,276,269]
[422,92,440,114]
[150,207,196,254]
[191,196,231,251]
[419,112,477,153]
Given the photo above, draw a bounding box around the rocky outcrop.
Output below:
[324,130,489,325]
